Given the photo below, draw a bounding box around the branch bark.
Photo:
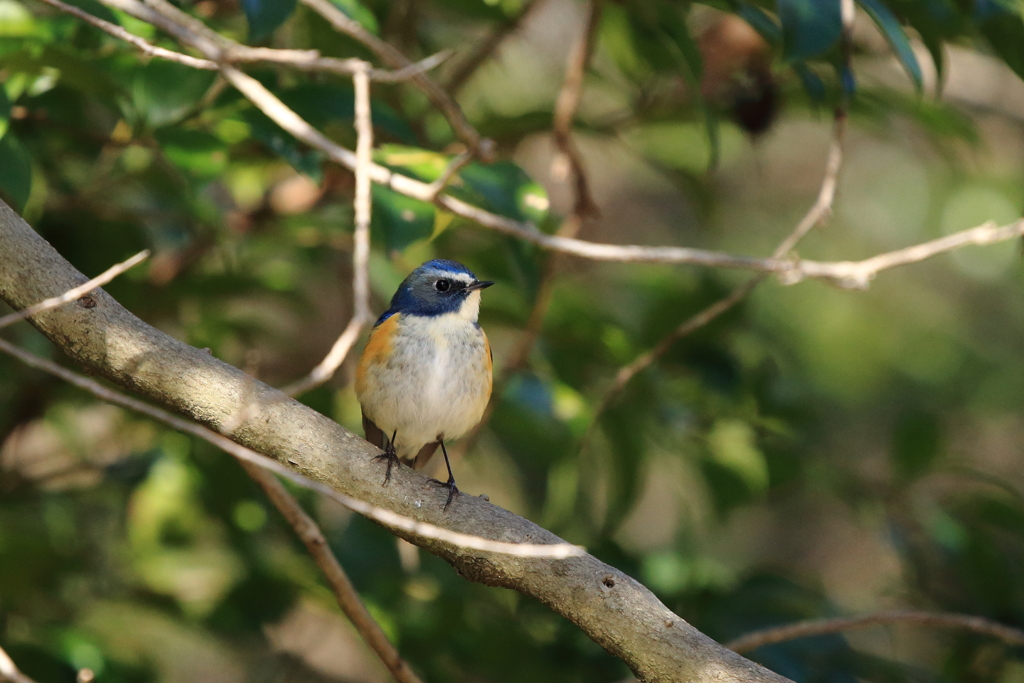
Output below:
[0,199,791,683]
[727,610,1024,654]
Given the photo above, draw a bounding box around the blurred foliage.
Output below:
[2,0,1024,682]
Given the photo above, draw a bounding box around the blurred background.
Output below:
[2,0,1024,681]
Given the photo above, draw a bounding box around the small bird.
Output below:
[356,259,494,508]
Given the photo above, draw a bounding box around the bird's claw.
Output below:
[428,477,460,510]
[374,441,400,485]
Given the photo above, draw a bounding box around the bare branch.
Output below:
[282,63,375,397]
[66,0,443,80]
[71,4,1014,285]
[0,250,149,330]
[0,337,584,559]
[297,0,493,160]
[34,0,217,68]
[1,198,791,683]
[551,0,602,219]
[0,645,38,683]
[727,610,1024,654]
[585,105,849,435]
[445,0,544,94]
[425,149,475,200]
[242,462,425,683]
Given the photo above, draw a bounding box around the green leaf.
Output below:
[327,0,378,34]
[133,61,215,129]
[154,129,229,180]
[857,0,923,90]
[975,1,1024,81]
[0,0,37,37]
[62,0,119,26]
[371,184,434,253]
[239,0,296,42]
[776,0,842,61]
[0,86,9,141]
[0,132,32,212]
[707,419,769,494]
[278,84,416,142]
[240,108,324,181]
[891,409,943,480]
[459,161,549,223]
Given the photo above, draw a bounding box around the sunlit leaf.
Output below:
[0,0,37,36]
[327,0,378,34]
[154,129,229,180]
[371,184,434,252]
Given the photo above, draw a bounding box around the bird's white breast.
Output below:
[358,305,491,459]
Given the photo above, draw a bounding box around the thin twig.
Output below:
[34,0,217,68]
[0,645,38,683]
[0,250,149,330]
[426,150,475,200]
[282,63,375,397]
[68,0,444,80]
[727,610,1024,654]
[94,0,1024,282]
[451,4,601,460]
[0,336,584,558]
[581,1,861,432]
[551,0,602,219]
[241,462,425,683]
[297,0,492,160]
[445,0,544,94]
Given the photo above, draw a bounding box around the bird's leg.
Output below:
[437,440,459,510]
[374,430,400,485]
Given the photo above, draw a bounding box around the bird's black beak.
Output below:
[465,280,495,292]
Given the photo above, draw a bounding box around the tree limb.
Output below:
[727,610,1024,654]
[0,198,790,683]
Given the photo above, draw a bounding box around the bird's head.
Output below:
[387,259,494,321]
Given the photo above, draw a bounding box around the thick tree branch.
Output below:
[727,611,1024,654]
[0,199,791,683]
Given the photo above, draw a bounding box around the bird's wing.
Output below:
[362,412,385,449]
[411,441,440,470]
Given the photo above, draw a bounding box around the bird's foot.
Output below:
[428,477,460,510]
[374,441,400,485]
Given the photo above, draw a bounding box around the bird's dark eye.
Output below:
[434,279,451,293]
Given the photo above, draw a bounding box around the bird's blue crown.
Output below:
[376,259,487,324]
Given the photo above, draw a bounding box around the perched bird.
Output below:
[356,259,494,508]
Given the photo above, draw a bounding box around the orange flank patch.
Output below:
[483,330,493,394]
[356,313,400,395]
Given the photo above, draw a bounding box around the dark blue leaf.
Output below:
[974,1,1024,81]
[239,0,296,42]
[776,0,842,61]
[737,3,781,44]
[857,0,923,90]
